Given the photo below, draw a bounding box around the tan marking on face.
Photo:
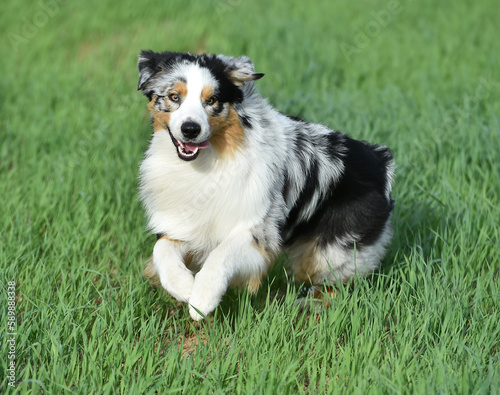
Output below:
[201,86,214,101]
[148,97,171,133]
[209,106,245,158]
[172,81,187,99]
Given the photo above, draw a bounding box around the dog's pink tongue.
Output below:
[185,140,210,151]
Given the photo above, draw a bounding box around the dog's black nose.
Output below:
[180,121,201,139]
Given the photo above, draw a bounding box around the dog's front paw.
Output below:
[188,270,227,321]
[188,290,221,321]
[158,269,194,303]
[188,304,208,321]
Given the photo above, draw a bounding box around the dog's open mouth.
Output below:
[169,131,210,161]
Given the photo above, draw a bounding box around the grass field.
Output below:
[1,0,499,393]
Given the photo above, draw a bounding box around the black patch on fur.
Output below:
[239,113,252,129]
[325,131,346,161]
[284,136,394,249]
[212,102,225,117]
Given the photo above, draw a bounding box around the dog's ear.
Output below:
[218,55,264,86]
[137,50,178,92]
[138,50,159,91]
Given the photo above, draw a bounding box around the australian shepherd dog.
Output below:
[137,51,395,320]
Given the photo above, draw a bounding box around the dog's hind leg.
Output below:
[287,238,366,309]
[288,224,392,305]
[150,236,195,303]
[289,241,389,286]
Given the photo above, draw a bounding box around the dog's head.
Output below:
[137,51,264,161]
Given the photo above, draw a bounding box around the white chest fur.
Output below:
[139,131,271,250]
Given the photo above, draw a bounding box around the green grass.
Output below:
[1,0,499,393]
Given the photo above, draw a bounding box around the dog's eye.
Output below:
[168,93,180,102]
[206,96,217,106]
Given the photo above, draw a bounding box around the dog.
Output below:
[137,50,395,320]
